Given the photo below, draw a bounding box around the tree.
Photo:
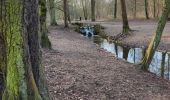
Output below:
[114,0,117,19]
[64,0,69,28]
[40,0,52,49]
[48,0,58,25]
[120,0,130,33]
[91,0,96,21]
[141,0,170,70]
[145,0,150,19]
[134,0,137,18]
[81,0,89,20]
[153,0,156,18]
[67,2,71,24]
[0,0,50,99]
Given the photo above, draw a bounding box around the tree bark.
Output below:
[141,0,170,70]
[48,0,57,26]
[0,0,50,99]
[0,34,6,99]
[40,0,51,49]
[91,0,96,21]
[120,0,130,33]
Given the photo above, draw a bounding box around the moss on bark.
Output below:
[40,0,51,49]
[141,0,170,70]
[0,0,47,99]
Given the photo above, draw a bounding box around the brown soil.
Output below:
[43,25,170,100]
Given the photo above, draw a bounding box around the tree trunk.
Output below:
[64,0,69,28]
[48,0,57,26]
[145,0,150,19]
[0,34,6,99]
[0,0,50,99]
[114,0,117,19]
[134,0,137,18]
[91,0,96,21]
[153,0,156,18]
[81,0,88,20]
[120,0,130,33]
[67,2,71,24]
[141,0,170,70]
[40,0,51,49]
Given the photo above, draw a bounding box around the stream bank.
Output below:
[43,25,170,100]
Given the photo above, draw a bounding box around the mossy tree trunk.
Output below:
[0,0,50,99]
[91,0,96,21]
[120,0,130,33]
[40,0,51,49]
[26,0,51,99]
[48,0,57,26]
[141,0,170,71]
[0,34,6,99]
[39,0,51,99]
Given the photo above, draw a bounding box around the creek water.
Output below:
[80,26,170,80]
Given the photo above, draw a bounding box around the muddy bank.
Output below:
[43,25,170,100]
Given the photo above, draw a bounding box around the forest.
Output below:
[0,0,170,100]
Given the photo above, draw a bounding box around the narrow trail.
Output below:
[43,26,170,100]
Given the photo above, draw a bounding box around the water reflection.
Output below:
[94,37,170,80]
[79,26,170,80]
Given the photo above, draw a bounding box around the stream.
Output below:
[80,26,170,80]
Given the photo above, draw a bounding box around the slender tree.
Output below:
[91,0,96,21]
[40,0,51,49]
[67,2,71,24]
[145,0,150,19]
[114,0,117,19]
[39,0,51,99]
[48,0,58,25]
[134,0,137,18]
[153,0,156,18]
[81,0,88,20]
[64,0,69,28]
[120,0,130,33]
[141,0,170,70]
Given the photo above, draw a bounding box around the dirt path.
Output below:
[43,25,170,100]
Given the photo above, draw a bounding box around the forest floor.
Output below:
[43,25,170,100]
[79,19,170,51]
